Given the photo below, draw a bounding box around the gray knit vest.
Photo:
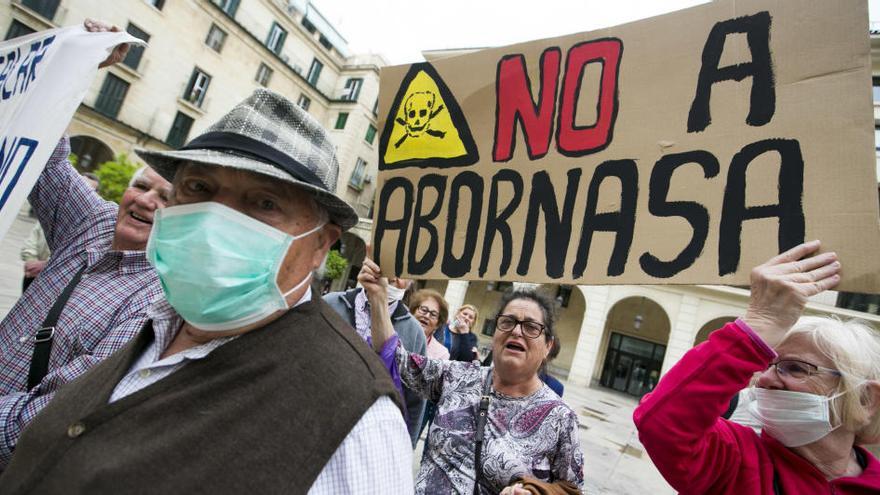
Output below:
[0,298,401,494]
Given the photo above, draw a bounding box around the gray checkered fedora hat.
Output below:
[135,89,359,231]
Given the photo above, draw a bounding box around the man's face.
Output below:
[171,163,341,302]
[113,167,171,251]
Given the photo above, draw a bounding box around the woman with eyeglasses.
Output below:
[634,241,880,494]
[359,260,584,494]
[410,289,451,361]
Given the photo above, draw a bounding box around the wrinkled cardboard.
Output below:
[372,0,880,293]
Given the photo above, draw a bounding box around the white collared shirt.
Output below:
[109,288,413,493]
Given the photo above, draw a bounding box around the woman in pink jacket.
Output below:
[634,240,880,494]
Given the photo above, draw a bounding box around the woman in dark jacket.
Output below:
[448,304,480,362]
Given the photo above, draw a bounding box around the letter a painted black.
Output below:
[688,11,774,133]
[573,159,638,278]
[373,178,414,275]
[718,138,805,275]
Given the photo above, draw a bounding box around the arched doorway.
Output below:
[69,135,114,172]
[598,296,670,397]
[694,316,737,345]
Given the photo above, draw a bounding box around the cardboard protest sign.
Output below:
[372,0,880,293]
[0,26,143,241]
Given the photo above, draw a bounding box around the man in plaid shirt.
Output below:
[0,137,170,469]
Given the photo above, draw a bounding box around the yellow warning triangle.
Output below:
[380,63,478,169]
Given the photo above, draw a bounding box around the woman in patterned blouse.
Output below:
[359,259,585,494]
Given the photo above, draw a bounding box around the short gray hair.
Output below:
[128,166,148,187]
[779,316,880,444]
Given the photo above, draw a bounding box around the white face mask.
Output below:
[748,386,856,447]
[386,284,407,304]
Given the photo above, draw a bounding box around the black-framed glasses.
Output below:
[495,315,545,339]
[415,305,440,320]
[770,359,842,382]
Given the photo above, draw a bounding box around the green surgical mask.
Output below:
[146,201,325,331]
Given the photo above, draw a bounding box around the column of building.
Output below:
[661,294,701,374]
[567,285,611,387]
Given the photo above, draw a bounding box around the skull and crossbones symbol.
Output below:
[394,91,446,148]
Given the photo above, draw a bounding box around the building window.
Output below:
[266,22,287,55]
[166,112,195,148]
[365,125,377,145]
[555,285,573,308]
[255,63,273,87]
[22,0,60,20]
[183,68,211,107]
[372,98,379,116]
[301,17,316,34]
[875,126,880,151]
[94,74,130,119]
[334,112,348,130]
[297,94,311,112]
[212,0,240,17]
[319,34,332,50]
[486,281,512,292]
[836,292,880,315]
[873,77,880,103]
[122,23,150,71]
[349,157,367,189]
[306,58,323,86]
[205,24,227,52]
[147,0,165,10]
[5,20,35,41]
[481,319,496,337]
[341,78,363,101]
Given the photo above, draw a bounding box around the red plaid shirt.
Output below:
[0,137,162,468]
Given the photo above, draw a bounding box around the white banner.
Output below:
[0,26,144,241]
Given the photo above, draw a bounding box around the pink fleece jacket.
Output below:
[633,321,880,494]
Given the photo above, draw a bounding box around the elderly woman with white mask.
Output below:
[635,241,880,494]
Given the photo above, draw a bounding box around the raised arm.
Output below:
[358,258,455,402]
[358,258,395,353]
[633,241,840,493]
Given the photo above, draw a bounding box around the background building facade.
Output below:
[4,1,880,400]
[2,0,383,273]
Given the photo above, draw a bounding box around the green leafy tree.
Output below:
[94,153,139,204]
[323,249,348,281]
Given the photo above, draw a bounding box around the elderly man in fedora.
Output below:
[0,89,413,494]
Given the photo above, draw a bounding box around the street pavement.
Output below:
[1,209,675,494]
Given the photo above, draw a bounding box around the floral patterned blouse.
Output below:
[396,345,585,494]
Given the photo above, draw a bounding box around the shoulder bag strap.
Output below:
[27,264,87,390]
[473,368,492,495]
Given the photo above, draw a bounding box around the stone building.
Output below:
[5,1,880,397]
[2,0,383,274]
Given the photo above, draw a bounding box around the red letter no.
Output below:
[493,48,562,162]
[557,38,622,157]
